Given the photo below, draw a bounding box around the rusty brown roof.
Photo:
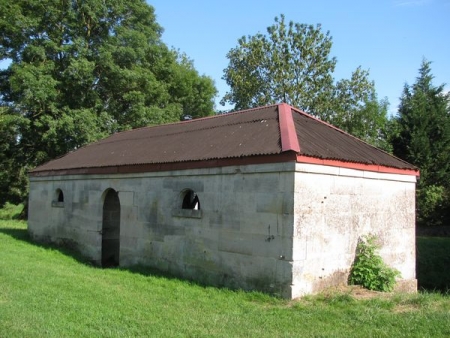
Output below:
[291,107,415,169]
[30,103,417,175]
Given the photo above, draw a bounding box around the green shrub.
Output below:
[417,185,448,226]
[349,235,400,292]
[0,202,24,220]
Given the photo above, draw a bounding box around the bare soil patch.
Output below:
[321,284,390,300]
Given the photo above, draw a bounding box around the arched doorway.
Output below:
[102,189,120,267]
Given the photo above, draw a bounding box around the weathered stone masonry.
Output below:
[28,161,416,298]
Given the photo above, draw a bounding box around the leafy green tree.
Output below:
[0,0,216,206]
[391,60,450,226]
[221,14,389,147]
[221,15,335,114]
[169,52,218,120]
[0,108,29,205]
[333,70,392,151]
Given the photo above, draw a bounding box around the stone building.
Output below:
[28,103,418,298]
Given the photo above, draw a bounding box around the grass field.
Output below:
[1,220,450,337]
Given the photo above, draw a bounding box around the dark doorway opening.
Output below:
[102,189,120,267]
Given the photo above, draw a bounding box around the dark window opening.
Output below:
[52,189,65,208]
[182,190,200,210]
[57,189,64,202]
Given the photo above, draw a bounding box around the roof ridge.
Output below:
[278,103,300,153]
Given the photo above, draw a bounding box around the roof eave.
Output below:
[29,152,298,177]
[296,155,420,176]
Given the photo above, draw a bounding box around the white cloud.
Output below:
[394,0,431,6]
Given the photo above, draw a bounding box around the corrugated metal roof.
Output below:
[291,108,416,170]
[30,104,417,174]
[31,105,281,172]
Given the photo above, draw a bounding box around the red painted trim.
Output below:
[296,155,420,176]
[278,103,300,153]
[29,152,298,177]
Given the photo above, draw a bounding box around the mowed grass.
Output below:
[1,220,450,337]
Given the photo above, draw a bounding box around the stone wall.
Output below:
[28,161,417,298]
[28,163,296,297]
[292,163,417,298]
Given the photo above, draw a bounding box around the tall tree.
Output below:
[0,107,28,205]
[332,69,392,151]
[221,15,389,147]
[392,60,450,226]
[0,0,216,206]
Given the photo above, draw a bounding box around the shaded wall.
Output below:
[28,163,296,297]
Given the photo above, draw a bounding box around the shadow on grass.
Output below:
[0,226,30,241]
[416,236,450,294]
[0,225,231,292]
[3,224,448,296]
[0,225,97,268]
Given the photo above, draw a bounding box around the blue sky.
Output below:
[149,0,450,114]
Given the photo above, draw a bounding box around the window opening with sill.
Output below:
[52,189,65,207]
[182,189,200,210]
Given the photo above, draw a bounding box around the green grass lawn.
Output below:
[1,220,450,337]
